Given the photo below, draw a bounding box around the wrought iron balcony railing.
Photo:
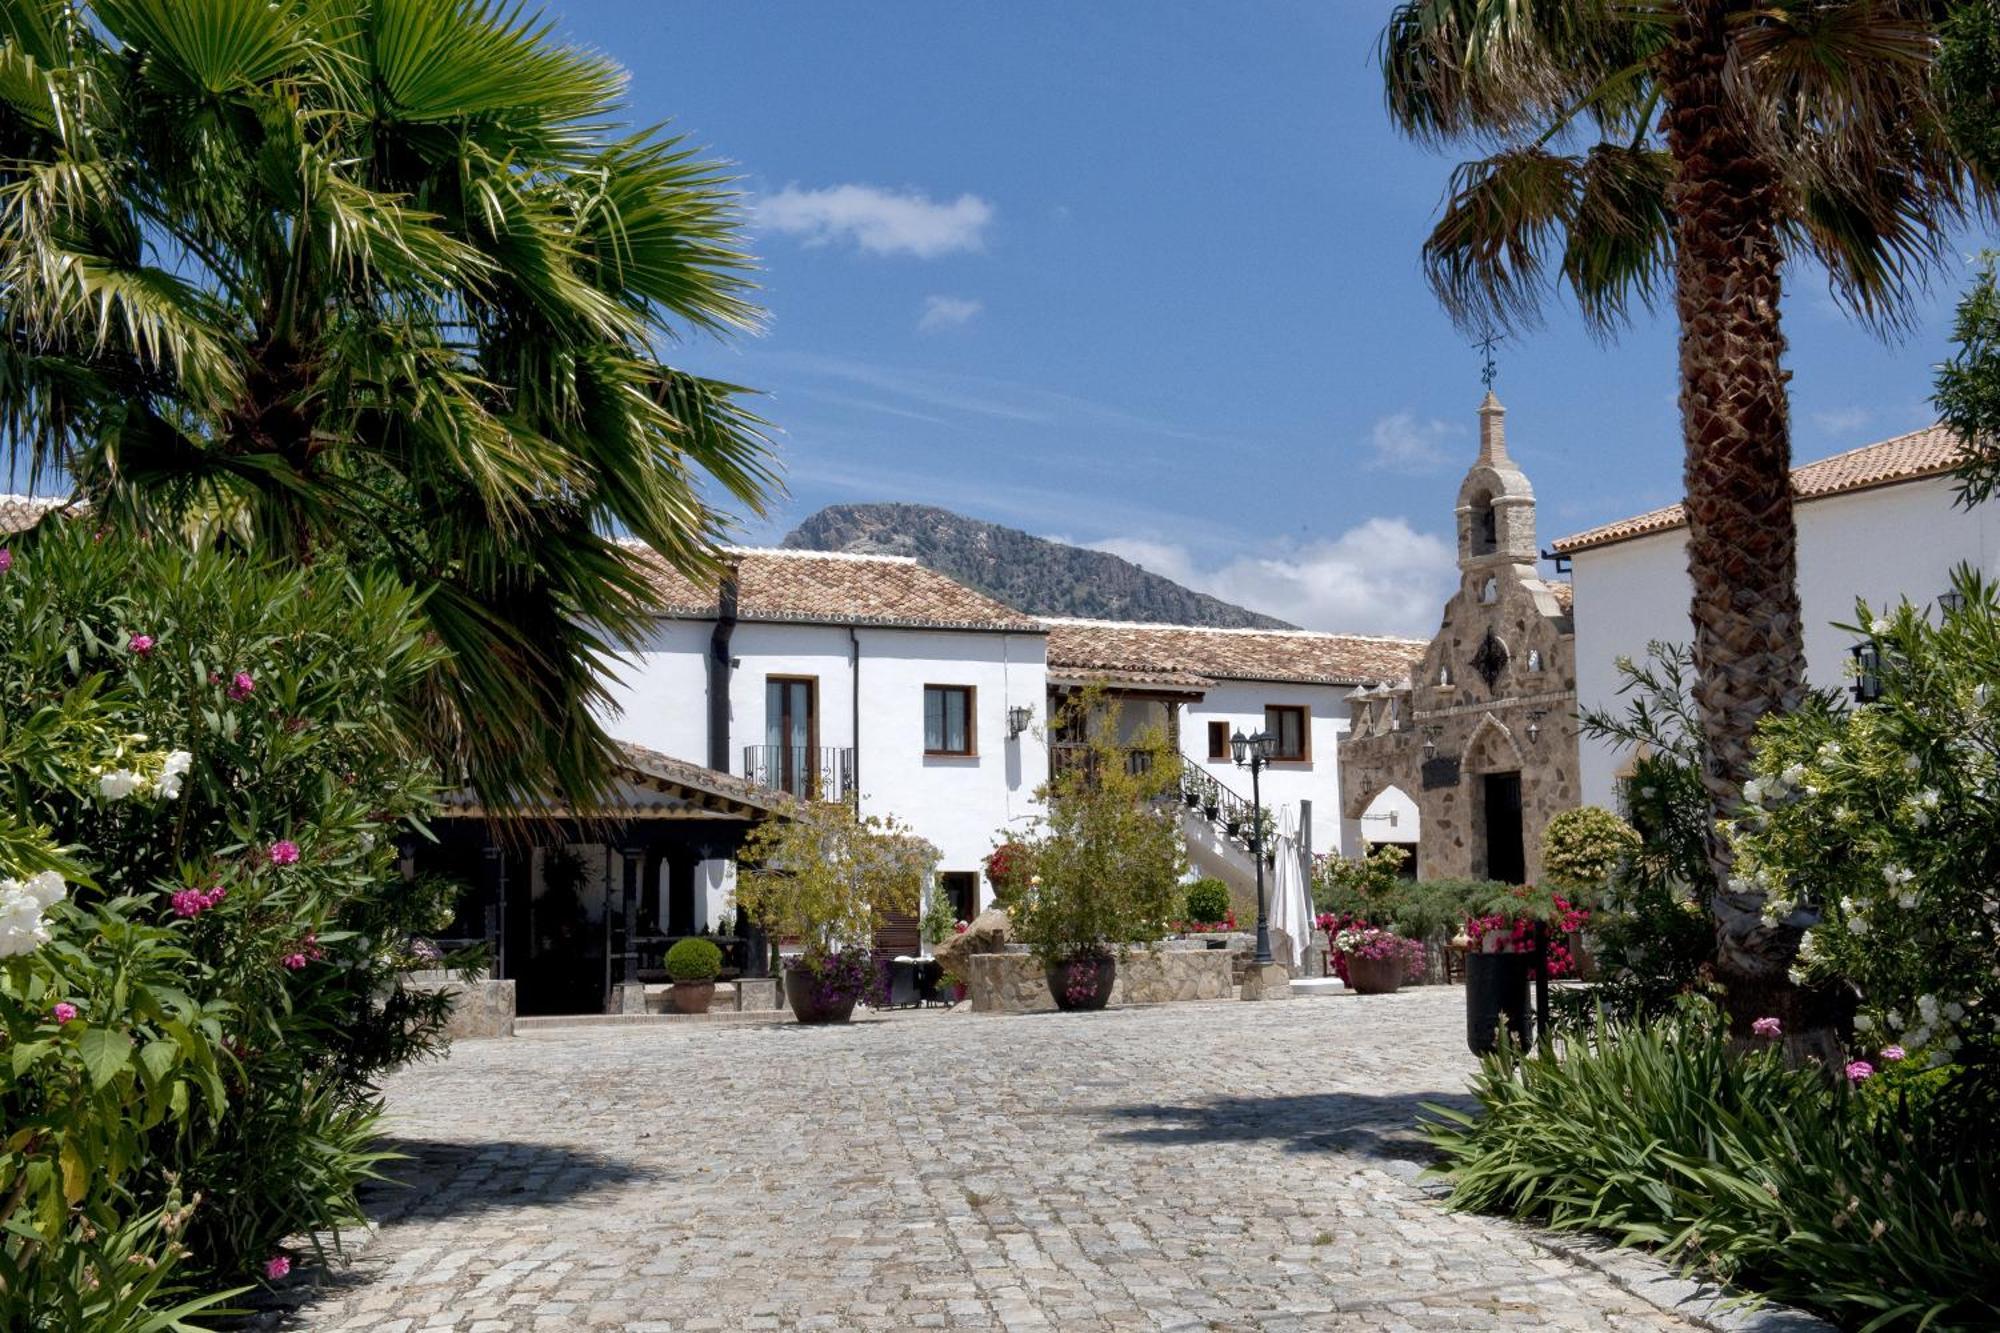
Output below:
[741,745,854,800]
[1178,758,1274,856]
[1048,741,1156,781]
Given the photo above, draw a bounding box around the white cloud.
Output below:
[1087,518,1457,637]
[917,295,983,333]
[757,184,994,258]
[1810,406,1873,438]
[1367,412,1462,474]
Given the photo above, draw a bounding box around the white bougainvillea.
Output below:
[0,870,67,957]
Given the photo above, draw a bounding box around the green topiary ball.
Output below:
[664,936,723,983]
[1542,806,1641,892]
[1184,877,1231,925]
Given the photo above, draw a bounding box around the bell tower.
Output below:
[1454,391,1539,590]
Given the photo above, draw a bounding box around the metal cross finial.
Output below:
[1476,330,1503,389]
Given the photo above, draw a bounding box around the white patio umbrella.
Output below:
[1268,805,1311,972]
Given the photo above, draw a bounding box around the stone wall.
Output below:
[965,948,1232,1014]
[406,973,516,1040]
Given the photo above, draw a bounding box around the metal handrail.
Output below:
[741,744,854,800]
[1178,755,1273,856]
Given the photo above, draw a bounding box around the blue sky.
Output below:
[578,1,1979,635]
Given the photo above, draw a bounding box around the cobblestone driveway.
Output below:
[284,988,1703,1332]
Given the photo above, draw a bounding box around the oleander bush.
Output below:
[1425,998,2000,1331]
[664,937,723,984]
[1540,807,1640,894]
[0,522,472,1326]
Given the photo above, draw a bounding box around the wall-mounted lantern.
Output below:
[1850,642,1883,704]
[1007,704,1033,739]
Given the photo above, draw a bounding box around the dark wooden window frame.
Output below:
[1206,719,1231,760]
[765,675,820,794]
[924,683,977,757]
[1264,703,1310,763]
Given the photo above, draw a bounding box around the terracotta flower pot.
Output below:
[1344,953,1404,995]
[669,981,714,1015]
[1045,954,1117,1011]
[784,967,859,1025]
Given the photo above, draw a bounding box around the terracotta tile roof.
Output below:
[1551,424,1968,554]
[633,547,1045,633]
[1044,619,1427,688]
[1549,580,1573,613]
[0,494,66,536]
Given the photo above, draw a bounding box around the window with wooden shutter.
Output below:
[1264,704,1309,761]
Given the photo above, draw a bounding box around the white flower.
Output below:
[1920,994,1940,1021]
[1782,763,1807,786]
[1855,1014,1875,1033]
[0,877,59,958]
[1946,1001,1966,1023]
[152,771,182,800]
[98,768,143,800]
[1742,778,1766,807]
[1797,929,1820,961]
[1788,966,1808,986]
[1882,864,1915,886]
[1873,617,1894,635]
[1921,789,1941,808]
[22,871,63,909]
[1847,914,1871,936]
[160,749,191,777]
[1903,754,1921,773]
[1898,892,1919,910]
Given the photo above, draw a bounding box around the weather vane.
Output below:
[1475,329,1503,390]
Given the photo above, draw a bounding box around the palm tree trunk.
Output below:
[1663,0,1819,1037]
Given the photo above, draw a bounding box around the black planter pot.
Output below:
[1045,954,1117,1011]
[1465,951,1533,1055]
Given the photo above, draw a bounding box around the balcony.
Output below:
[1049,741,1156,781]
[742,744,854,800]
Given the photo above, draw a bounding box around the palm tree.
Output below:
[0,0,776,802]
[1382,0,1988,1008]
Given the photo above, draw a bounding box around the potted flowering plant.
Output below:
[735,801,937,1024]
[1332,926,1422,995]
[1461,884,1588,1054]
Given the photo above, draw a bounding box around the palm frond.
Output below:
[91,0,310,96]
[1423,145,1581,333]
[366,0,624,126]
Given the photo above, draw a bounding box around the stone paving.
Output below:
[279,987,1708,1332]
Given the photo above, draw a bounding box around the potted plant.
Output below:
[736,800,936,1024]
[1009,690,1186,1012]
[1332,926,1422,994]
[1461,884,1583,1054]
[664,937,723,1014]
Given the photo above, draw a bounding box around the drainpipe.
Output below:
[848,626,862,812]
[707,571,738,772]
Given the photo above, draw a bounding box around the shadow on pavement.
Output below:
[1096,1089,1474,1162]
[358,1135,656,1227]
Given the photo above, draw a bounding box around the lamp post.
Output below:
[1230,728,1279,965]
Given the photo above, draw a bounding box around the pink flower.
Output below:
[171,884,226,918]
[0,548,11,573]
[1751,1016,1783,1039]
[263,1255,291,1280]
[281,952,308,971]
[51,1002,77,1025]
[1881,1044,1907,1062]
[268,840,300,866]
[1845,1059,1876,1082]
[128,633,155,655]
[226,671,256,701]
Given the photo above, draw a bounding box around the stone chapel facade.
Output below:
[1339,392,1580,884]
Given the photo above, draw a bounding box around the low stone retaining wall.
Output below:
[965,948,1232,1014]
[405,973,516,1039]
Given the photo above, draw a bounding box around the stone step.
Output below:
[1290,977,1348,998]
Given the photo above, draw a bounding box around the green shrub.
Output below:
[0,523,463,1323]
[664,937,723,983]
[1730,572,2000,1064]
[1540,806,1640,893]
[736,801,936,971]
[1010,691,1186,966]
[1183,878,1231,925]
[1427,999,2000,1331]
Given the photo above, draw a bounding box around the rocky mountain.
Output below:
[781,503,1294,629]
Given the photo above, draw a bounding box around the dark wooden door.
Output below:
[1483,772,1526,885]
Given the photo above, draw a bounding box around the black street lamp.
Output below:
[1230,728,1279,966]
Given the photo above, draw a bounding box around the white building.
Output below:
[600,550,1429,925]
[602,548,1052,933]
[1552,424,1996,808]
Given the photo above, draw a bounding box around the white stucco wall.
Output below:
[1178,681,1373,858]
[599,619,1049,912]
[1572,474,2000,807]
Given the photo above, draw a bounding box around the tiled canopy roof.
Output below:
[440,741,791,820]
[1551,424,1967,554]
[1044,619,1426,688]
[0,494,65,535]
[635,547,1045,633]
